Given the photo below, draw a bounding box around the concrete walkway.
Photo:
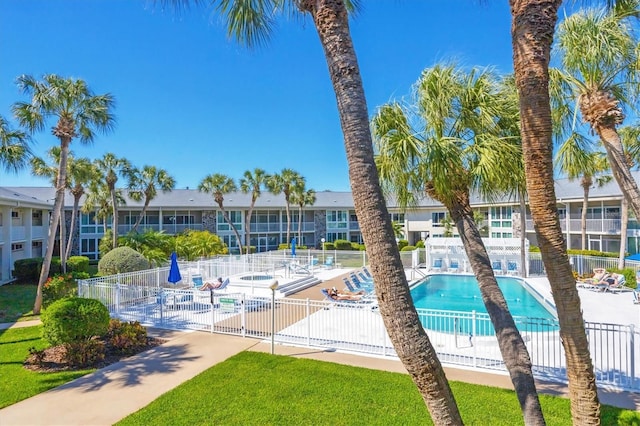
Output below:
[2,326,639,426]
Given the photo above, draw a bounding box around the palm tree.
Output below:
[372,64,545,424]
[188,1,461,420]
[12,74,115,314]
[94,153,131,248]
[555,132,611,250]
[31,147,67,268]
[509,0,601,422]
[554,1,640,225]
[239,168,269,254]
[127,165,176,233]
[198,173,244,255]
[0,115,32,173]
[65,156,98,264]
[267,168,304,247]
[290,184,316,244]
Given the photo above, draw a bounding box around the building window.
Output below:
[390,212,405,222]
[217,211,242,231]
[11,243,23,251]
[490,206,512,228]
[32,211,43,226]
[327,210,348,229]
[432,212,446,226]
[11,211,19,218]
[327,232,347,242]
[80,238,99,260]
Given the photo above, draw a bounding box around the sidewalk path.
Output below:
[0,329,259,426]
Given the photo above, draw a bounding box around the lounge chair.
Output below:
[191,274,204,288]
[323,256,334,269]
[431,258,443,272]
[349,272,374,291]
[506,261,518,276]
[320,288,375,306]
[598,274,628,293]
[342,277,359,292]
[448,259,460,273]
[362,266,373,278]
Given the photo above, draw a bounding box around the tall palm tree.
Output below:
[290,184,316,244]
[94,153,131,248]
[555,132,611,250]
[267,168,304,247]
[12,74,114,314]
[189,1,462,421]
[31,147,69,270]
[509,1,601,423]
[372,64,545,424]
[554,1,640,223]
[65,156,98,263]
[127,165,176,233]
[239,168,269,254]
[0,115,32,173]
[198,173,244,255]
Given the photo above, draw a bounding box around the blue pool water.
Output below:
[410,274,557,335]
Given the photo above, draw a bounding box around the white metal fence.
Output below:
[77,280,640,392]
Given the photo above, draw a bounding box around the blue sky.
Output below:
[1,1,526,192]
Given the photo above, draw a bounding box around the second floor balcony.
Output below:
[525,218,639,235]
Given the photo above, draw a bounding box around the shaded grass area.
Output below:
[0,283,38,323]
[0,326,93,409]
[118,351,635,426]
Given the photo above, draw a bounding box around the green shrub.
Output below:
[567,249,619,258]
[400,245,416,251]
[12,258,42,282]
[415,240,425,248]
[41,297,110,345]
[66,256,90,273]
[64,340,106,367]
[106,319,148,355]
[98,246,150,275]
[397,239,409,250]
[43,274,78,307]
[323,242,335,251]
[99,229,114,257]
[334,239,352,250]
[351,243,365,251]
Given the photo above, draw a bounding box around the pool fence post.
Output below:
[270,280,279,354]
[306,298,311,347]
[472,310,477,367]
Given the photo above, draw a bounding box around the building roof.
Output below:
[4,171,636,211]
[0,187,52,208]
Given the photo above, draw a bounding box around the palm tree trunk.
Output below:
[131,198,151,233]
[298,206,303,244]
[65,195,81,263]
[520,193,527,277]
[59,209,67,273]
[34,139,71,314]
[220,206,244,254]
[244,208,253,254]
[285,203,291,246]
[304,0,462,422]
[110,187,119,248]
[510,1,601,423]
[619,197,628,270]
[582,184,589,250]
[446,191,545,425]
[598,125,640,220]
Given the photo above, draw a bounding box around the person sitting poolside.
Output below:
[582,268,608,284]
[199,277,224,291]
[597,273,618,288]
[334,286,365,296]
[328,287,363,301]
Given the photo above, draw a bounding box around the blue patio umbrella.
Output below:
[626,253,640,261]
[168,252,182,284]
[291,237,296,258]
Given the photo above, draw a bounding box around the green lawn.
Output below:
[118,351,636,426]
[0,283,38,323]
[0,326,93,408]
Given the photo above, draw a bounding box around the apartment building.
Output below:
[1,171,638,281]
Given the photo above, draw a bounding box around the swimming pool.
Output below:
[410,274,557,334]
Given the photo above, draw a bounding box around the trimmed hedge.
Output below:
[12,258,42,282]
[67,256,90,273]
[98,246,150,275]
[41,297,110,345]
